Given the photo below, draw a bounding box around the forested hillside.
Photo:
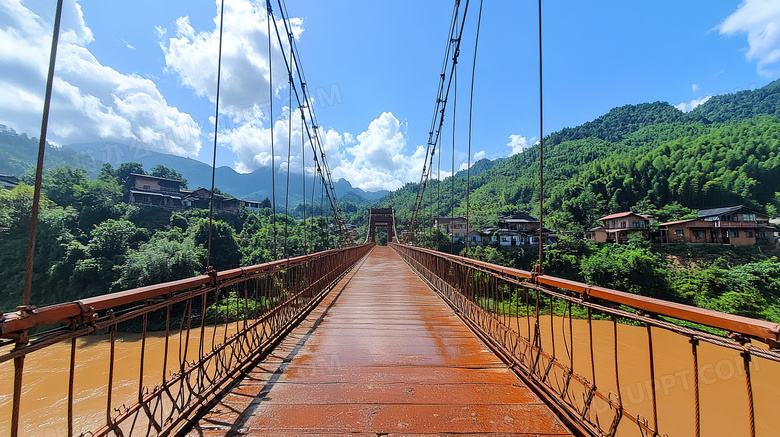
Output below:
[383,79,780,231]
[0,163,339,312]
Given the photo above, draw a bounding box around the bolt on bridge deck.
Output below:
[191,246,574,435]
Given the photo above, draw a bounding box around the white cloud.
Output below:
[506,134,536,156]
[161,0,303,112]
[0,0,201,156]
[457,151,487,171]
[222,111,428,191]
[675,95,712,112]
[333,112,426,191]
[121,39,136,50]
[692,83,700,93]
[718,0,780,77]
[219,105,313,174]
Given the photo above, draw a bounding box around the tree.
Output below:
[191,218,241,271]
[114,233,202,290]
[43,165,88,206]
[149,164,188,188]
[115,162,146,199]
[74,177,124,229]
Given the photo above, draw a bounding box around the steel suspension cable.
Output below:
[537,0,545,272]
[450,64,457,255]
[22,0,64,308]
[273,0,345,243]
[15,3,64,436]
[409,0,471,241]
[267,1,278,260]
[302,110,307,253]
[284,42,293,259]
[437,125,441,233]
[466,0,484,253]
[308,170,313,219]
[206,0,226,271]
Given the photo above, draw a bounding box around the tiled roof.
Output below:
[658,219,696,226]
[598,211,651,221]
[697,205,745,218]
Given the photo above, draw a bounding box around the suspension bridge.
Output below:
[2,1,779,436]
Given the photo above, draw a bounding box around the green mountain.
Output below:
[690,78,780,123]
[0,126,102,178]
[0,136,388,206]
[382,79,780,230]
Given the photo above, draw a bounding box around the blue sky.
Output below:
[1,0,779,191]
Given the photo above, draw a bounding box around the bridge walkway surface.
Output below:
[189,246,574,436]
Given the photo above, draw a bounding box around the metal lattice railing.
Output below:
[391,243,780,437]
[0,244,372,437]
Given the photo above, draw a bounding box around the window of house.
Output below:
[621,221,627,228]
[743,214,756,221]
[675,230,684,237]
[693,230,706,239]
[730,231,739,238]
[745,231,753,238]
[143,185,151,190]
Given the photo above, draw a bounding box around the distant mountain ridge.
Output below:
[0,135,388,205]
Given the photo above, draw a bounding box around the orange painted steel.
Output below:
[191,246,576,436]
[391,242,780,437]
[0,244,372,437]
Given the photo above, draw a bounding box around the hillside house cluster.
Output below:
[435,212,557,247]
[585,206,778,247]
[128,173,251,214]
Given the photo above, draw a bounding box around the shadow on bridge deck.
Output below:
[189,246,573,436]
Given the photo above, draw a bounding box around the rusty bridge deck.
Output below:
[190,246,574,436]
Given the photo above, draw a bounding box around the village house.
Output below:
[434,216,468,243]
[494,212,558,246]
[243,200,261,213]
[659,206,775,246]
[771,218,780,244]
[128,173,185,209]
[657,219,713,244]
[344,224,359,237]
[182,188,240,214]
[1,173,19,190]
[585,212,654,244]
[460,212,556,248]
[584,226,607,243]
[466,228,495,246]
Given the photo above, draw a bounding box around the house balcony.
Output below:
[715,221,757,228]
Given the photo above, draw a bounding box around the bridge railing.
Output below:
[391,243,780,437]
[0,243,373,437]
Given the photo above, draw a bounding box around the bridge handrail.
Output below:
[0,247,352,336]
[393,243,780,346]
[391,242,780,436]
[0,243,374,436]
